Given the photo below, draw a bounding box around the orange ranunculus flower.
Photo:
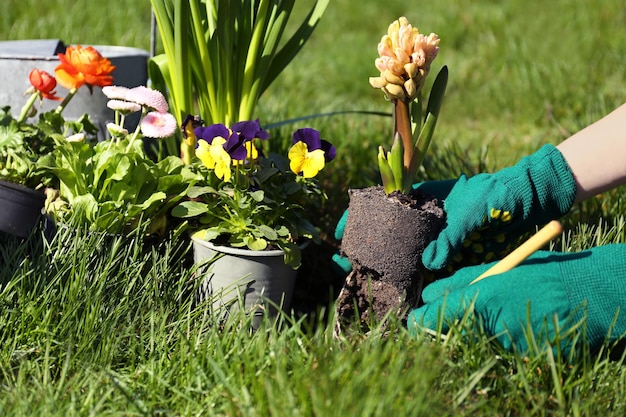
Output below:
[28,69,62,101]
[55,45,116,91]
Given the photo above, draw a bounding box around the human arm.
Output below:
[557,103,626,202]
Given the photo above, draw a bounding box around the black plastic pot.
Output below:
[0,180,46,238]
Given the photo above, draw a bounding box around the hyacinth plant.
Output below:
[148,0,329,164]
[370,17,448,194]
[0,45,112,189]
[172,118,336,268]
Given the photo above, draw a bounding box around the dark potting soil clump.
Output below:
[335,185,445,328]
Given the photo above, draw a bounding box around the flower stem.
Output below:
[17,92,39,123]
[55,88,78,114]
[180,141,194,165]
[126,117,144,152]
[393,98,413,169]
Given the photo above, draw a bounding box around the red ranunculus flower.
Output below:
[28,69,62,101]
[55,45,116,91]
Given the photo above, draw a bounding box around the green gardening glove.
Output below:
[331,179,458,276]
[408,245,626,353]
[422,144,577,272]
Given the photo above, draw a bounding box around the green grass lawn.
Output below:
[2,0,626,415]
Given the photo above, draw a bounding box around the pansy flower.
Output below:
[232,119,270,160]
[231,119,270,162]
[196,137,233,182]
[195,124,248,161]
[288,128,336,178]
[181,115,203,147]
[232,119,270,141]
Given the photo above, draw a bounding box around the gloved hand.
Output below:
[422,144,577,271]
[331,179,458,276]
[408,245,626,353]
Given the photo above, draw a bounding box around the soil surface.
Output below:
[335,186,445,329]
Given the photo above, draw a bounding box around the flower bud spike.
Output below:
[378,146,396,194]
[390,133,405,192]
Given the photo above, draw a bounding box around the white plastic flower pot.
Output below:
[192,238,299,328]
[0,39,149,138]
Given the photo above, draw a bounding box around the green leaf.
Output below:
[187,185,217,198]
[138,191,167,210]
[109,155,132,182]
[280,241,301,269]
[410,93,423,136]
[258,225,278,241]
[0,124,23,149]
[378,146,396,194]
[409,65,449,180]
[150,0,328,131]
[425,65,449,120]
[264,0,330,95]
[171,201,209,218]
[72,194,100,224]
[249,190,265,202]
[203,228,222,242]
[246,236,268,251]
[275,224,290,237]
[256,165,280,182]
[389,132,405,192]
[156,155,184,174]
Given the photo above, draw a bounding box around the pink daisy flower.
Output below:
[107,99,141,114]
[127,86,169,113]
[140,111,177,138]
[102,86,130,100]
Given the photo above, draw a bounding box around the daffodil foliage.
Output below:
[149,0,330,162]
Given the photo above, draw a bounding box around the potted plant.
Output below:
[335,17,449,327]
[39,85,200,239]
[171,118,336,325]
[0,45,114,238]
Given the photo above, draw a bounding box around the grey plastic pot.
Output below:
[0,39,149,138]
[0,180,45,238]
[192,238,300,328]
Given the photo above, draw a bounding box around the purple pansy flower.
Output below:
[232,119,270,141]
[292,128,337,162]
[195,123,248,160]
[181,114,203,140]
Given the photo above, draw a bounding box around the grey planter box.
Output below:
[0,39,149,137]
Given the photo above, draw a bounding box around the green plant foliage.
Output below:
[0,107,95,188]
[38,138,199,234]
